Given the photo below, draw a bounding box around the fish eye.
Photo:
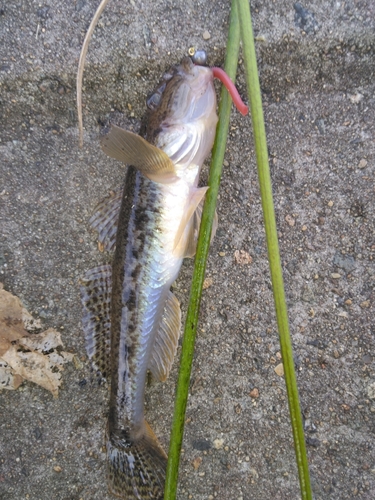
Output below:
[146,81,167,110]
[146,92,162,110]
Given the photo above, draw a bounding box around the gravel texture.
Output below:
[1,1,375,499]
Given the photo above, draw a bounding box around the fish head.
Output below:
[144,57,218,172]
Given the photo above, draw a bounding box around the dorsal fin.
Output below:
[80,265,112,381]
[89,188,122,252]
[101,125,177,184]
[148,291,181,382]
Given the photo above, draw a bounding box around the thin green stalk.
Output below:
[164,2,241,498]
[236,0,312,498]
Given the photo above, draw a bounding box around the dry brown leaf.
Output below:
[22,308,41,332]
[20,328,64,352]
[0,359,23,390]
[0,283,41,355]
[1,330,74,397]
[0,283,29,356]
[0,284,74,396]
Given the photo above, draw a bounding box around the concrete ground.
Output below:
[1,0,374,498]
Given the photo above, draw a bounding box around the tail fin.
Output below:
[106,422,167,499]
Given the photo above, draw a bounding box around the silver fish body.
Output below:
[81,57,218,498]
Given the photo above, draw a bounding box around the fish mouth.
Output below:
[146,57,216,126]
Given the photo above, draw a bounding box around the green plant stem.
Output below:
[236,0,312,498]
[163,2,241,498]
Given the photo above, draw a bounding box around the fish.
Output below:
[80,55,219,499]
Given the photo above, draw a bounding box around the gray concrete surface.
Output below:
[1,0,375,498]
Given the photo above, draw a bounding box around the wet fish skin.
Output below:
[81,57,218,499]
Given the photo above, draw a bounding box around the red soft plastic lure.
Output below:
[212,67,248,116]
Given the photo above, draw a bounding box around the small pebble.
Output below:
[274,363,284,377]
[327,200,334,207]
[53,465,62,472]
[358,159,367,169]
[234,250,252,265]
[349,93,363,103]
[202,30,211,40]
[192,456,202,470]
[203,277,213,290]
[249,468,259,479]
[285,214,295,226]
[249,388,259,398]
[331,273,341,279]
[213,438,224,449]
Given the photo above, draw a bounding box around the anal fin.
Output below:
[80,264,112,381]
[148,291,181,382]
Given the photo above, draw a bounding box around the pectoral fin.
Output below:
[173,187,208,257]
[148,291,181,382]
[173,187,218,258]
[101,125,177,184]
[183,196,218,258]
